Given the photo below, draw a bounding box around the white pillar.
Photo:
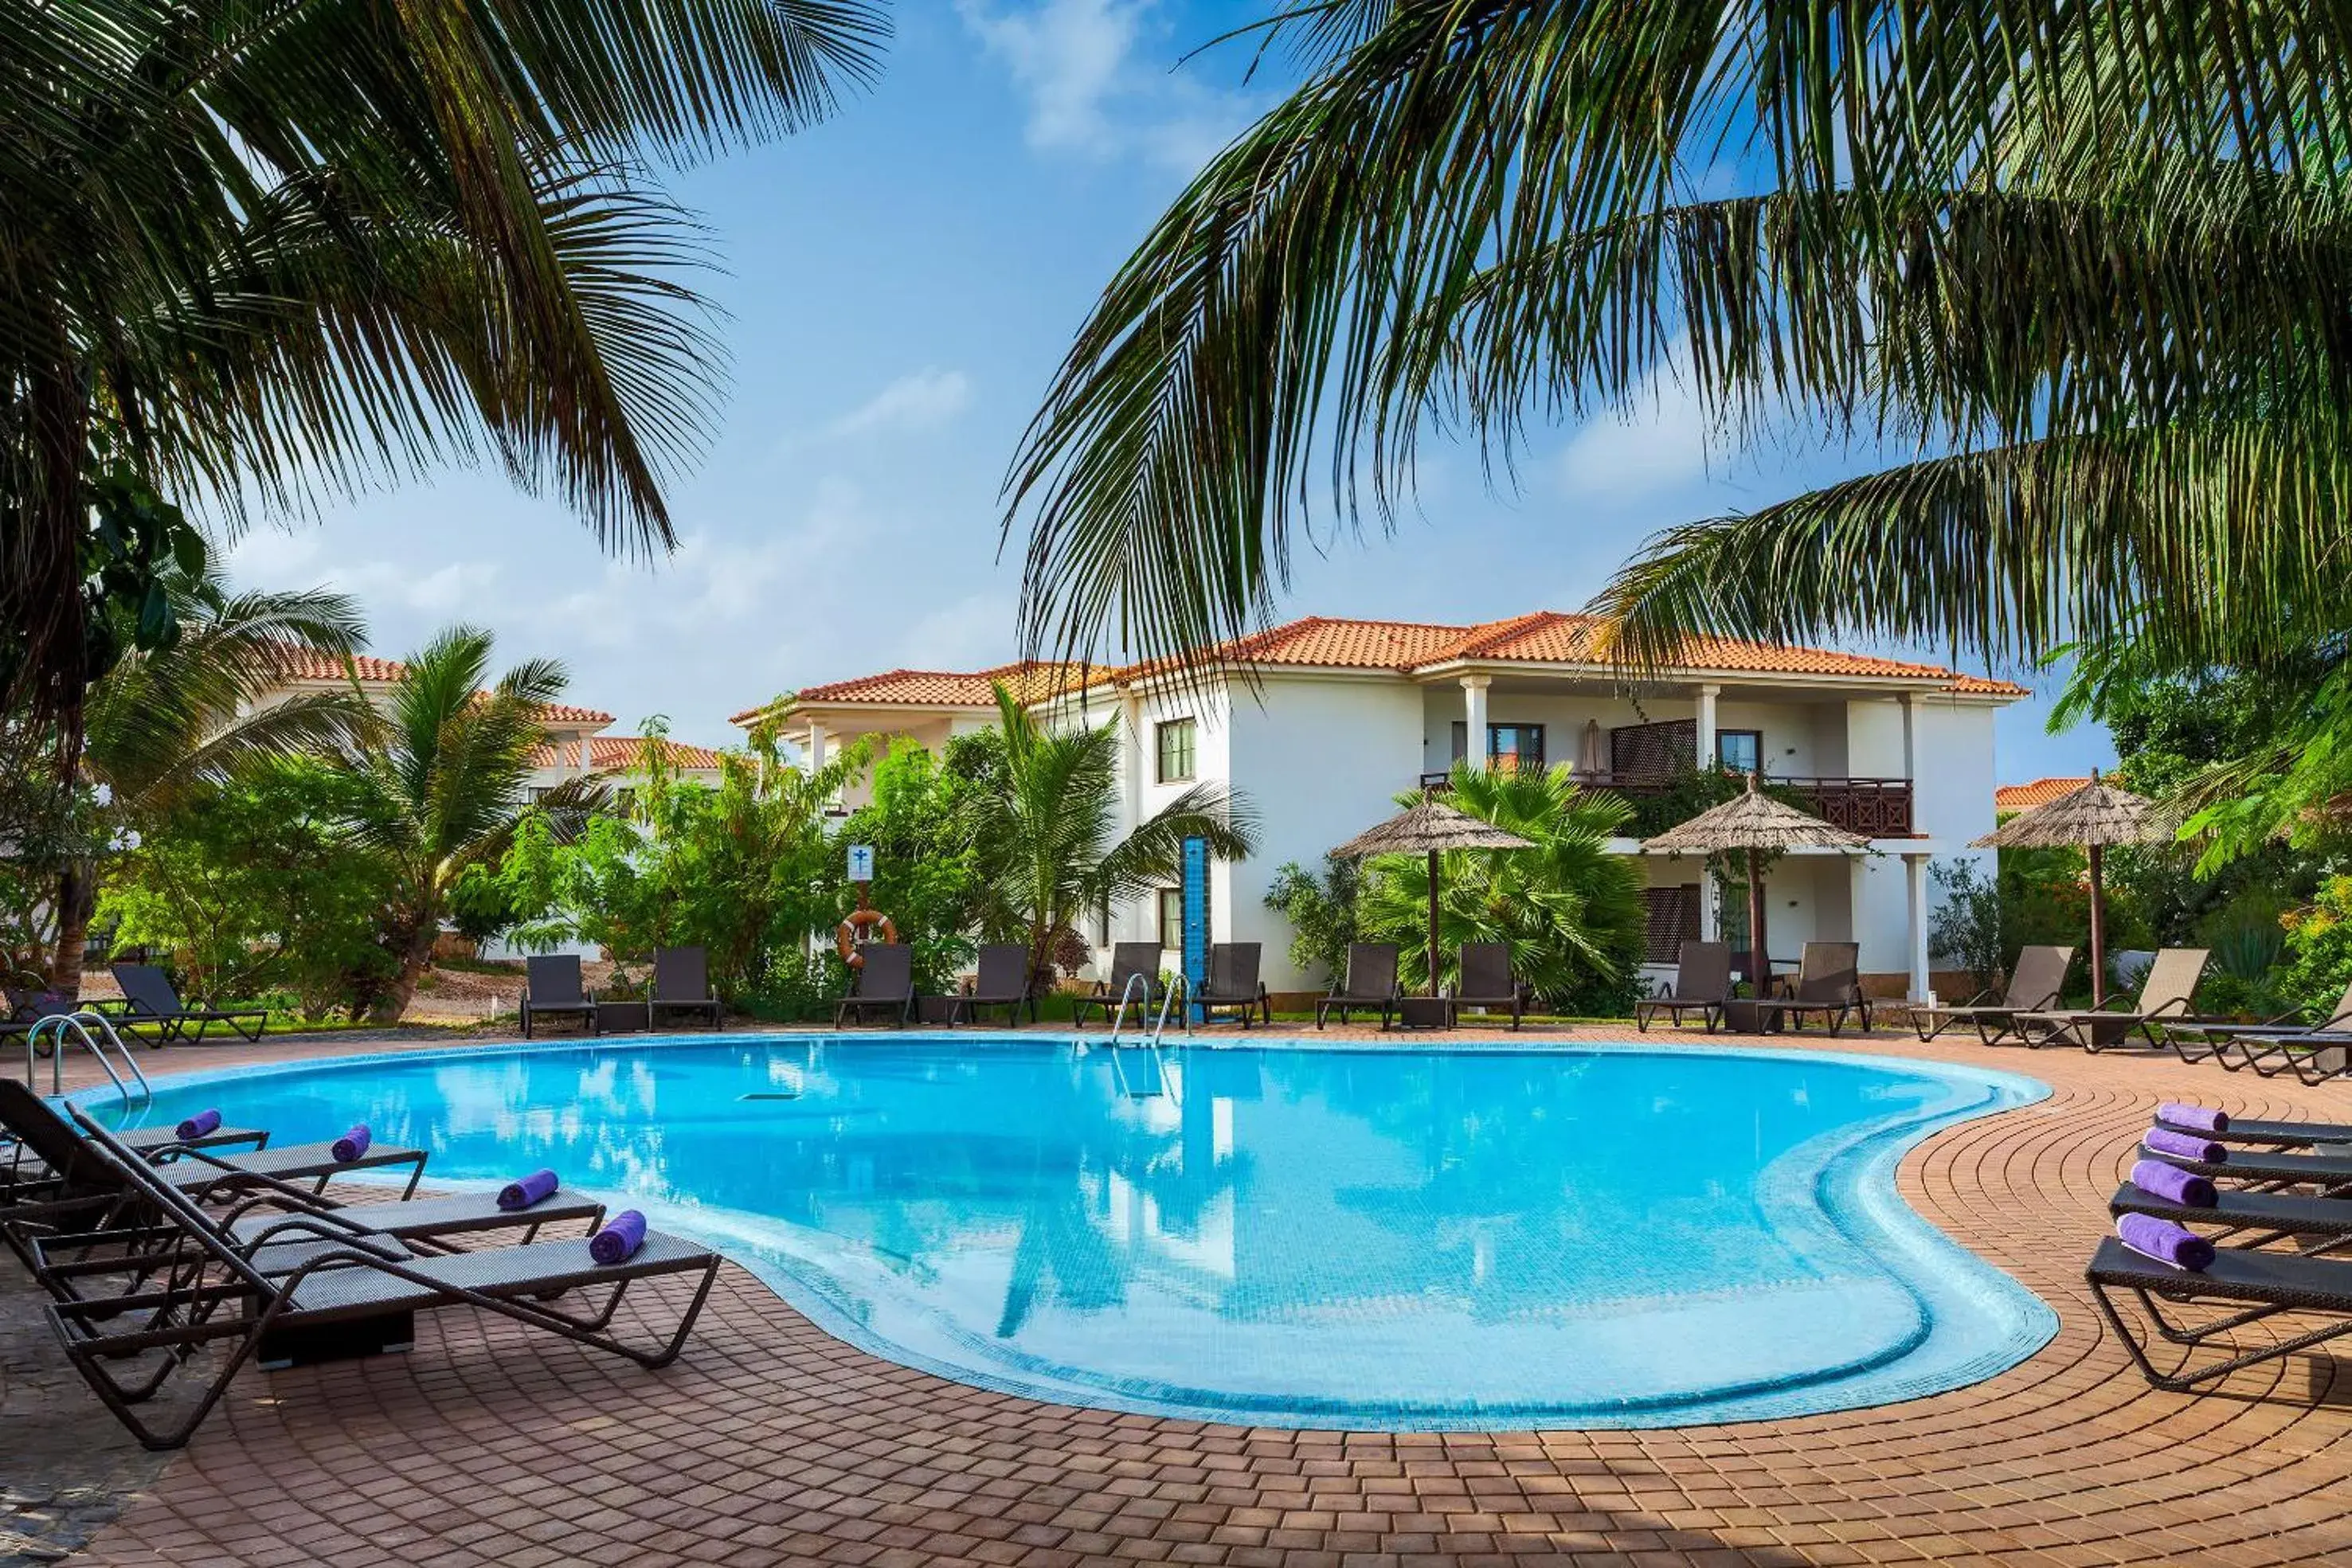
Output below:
[1461,675,1491,772]
[1696,682,1720,772]
[1120,690,1145,947]
[1700,874,1722,941]
[1904,853,1932,1002]
[1901,693,1923,781]
[575,734,592,777]
[806,721,828,774]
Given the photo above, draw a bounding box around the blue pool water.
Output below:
[87,1035,2055,1428]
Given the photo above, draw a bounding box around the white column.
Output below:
[575,735,592,777]
[1700,874,1722,941]
[1901,692,1923,781]
[806,720,828,774]
[1904,853,1932,1002]
[1461,675,1491,772]
[1696,682,1720,772]
[1120,690,1145,948]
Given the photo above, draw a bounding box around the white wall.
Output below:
[1419,686,1852,778]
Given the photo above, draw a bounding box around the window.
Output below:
[1155,718,1197,783]
[1716,729,1763,776]
[1448,722,1547,772]
[1156,887,1184,949]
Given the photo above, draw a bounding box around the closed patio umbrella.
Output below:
[1332,798,1533,996]
[1970,771,2162,1005]
[1575,719,1606,778]
[1641,774,1869,993]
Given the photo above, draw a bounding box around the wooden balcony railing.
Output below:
[1419,770,1916,837]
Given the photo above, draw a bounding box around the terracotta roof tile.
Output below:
[528,737,726,773]
[735,660,1095,722]
[1996,776,2095,812]
[261,643,615,725]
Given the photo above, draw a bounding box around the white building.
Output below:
[733,612,2025,1003]
[253,649,727,793]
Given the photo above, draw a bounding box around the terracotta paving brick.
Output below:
[18,1024,2352,1565]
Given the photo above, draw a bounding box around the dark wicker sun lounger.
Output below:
[2155,1109,2352,1150]
[2086,1236,2352,1392]
[1635,940,1731,1034]
[647,946,723,1031]
[1194,944,1270,1028]
[2019,948,2207,1051]
[520,954,598,1038]
[1452,943,1529,1030]
[1070,943,1172,1029]
[1317,943,1401,1030]
[834,944,914,1026]
[2139,1135,2352,1198]
[2159,979,2352,1069]
[950,944,1031,1026]
[104,963,268,1045]
[1908,945,2074,1046]
[2108,1182,2352,1255]
[48,1109,720,1450]
[1748,943,1869,1035]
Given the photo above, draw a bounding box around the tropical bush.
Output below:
[1262,855,1361,985]
[2278,878,2352,1019]
[832,737,993,994]
[1354,762,1646,1016]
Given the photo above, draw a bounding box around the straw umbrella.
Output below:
[1970,770,2160,1005]
[1641,775,1869,992]
[1332,797,1534,996]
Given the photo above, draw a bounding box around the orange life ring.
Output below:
[836,907,899,967]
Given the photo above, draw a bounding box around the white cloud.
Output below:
[824,367,973,440]
[1556,357,1718,502]
[895,592,1019,671]
[226,525,500,616]
[959,0,1257,171]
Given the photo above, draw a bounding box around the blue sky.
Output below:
[225,1,2110,782]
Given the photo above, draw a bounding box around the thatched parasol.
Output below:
[1333,798,1534,996]
[1970,770,2162,1004]
[1642,775,1869,991]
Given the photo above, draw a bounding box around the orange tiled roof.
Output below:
[263,644,615,725]
[528,737,726,773]
[731,660,1095,722]
[1995,776,2094,812]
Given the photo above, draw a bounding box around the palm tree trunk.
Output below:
[370,911,436,1023]
[48,858,96,997]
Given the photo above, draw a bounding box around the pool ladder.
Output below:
[1101,975,1184,1102]
[23,1011,151,1106]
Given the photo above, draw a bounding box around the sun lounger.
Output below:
[1070,943,1172,1029]
[2086,1236,2352,1392]
[949,944,1031,1026]
[2019,947,2208,1051]
[834,943,913,1026]
[2160,979,2352,1068]
[519,954,598,1038]
[1747,942,1869,1035]
[102,963,268,1045]
[1635,941,1731,1034]
[1194,943,1270,1028]
[47,1109,720,1450]
[2154,1109,2352,1150]
[1908,945,2074,1046]
[2109,1181,2352,1255]
[646,946,723,1031]
[1316,943,1401,1030]
[1451,943,1529,1030]
[2138,1134,2352,1198]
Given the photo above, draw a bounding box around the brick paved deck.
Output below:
[19,1024,2352,1566]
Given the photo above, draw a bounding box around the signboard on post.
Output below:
[846,843,875,883]
[1180,834,1209,1024]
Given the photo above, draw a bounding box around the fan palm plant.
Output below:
[1356,762,1644,1007]
[1004,4,2352,706]
[335,624,598,1020]
[2,0,886,736]
[963,684,1257,995]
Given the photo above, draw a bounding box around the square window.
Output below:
[1716,729,1763,776]
[1156,718,1197,783]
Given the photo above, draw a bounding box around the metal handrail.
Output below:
[1102,972,1152,1047]
[25,1011,151,1105]
[1145,975,1184,1049]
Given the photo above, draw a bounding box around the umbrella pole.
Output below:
[2087,841,2106,1007]
[1747,847,1769,999]
[1426,850,1442,999]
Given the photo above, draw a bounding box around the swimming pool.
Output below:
[88,1034,2055,1429]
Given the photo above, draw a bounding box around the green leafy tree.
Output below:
[3,0,884,747]
[1354,762,1645,1015]
[832,738,989,993]
[2279,877,2352,1019]
[1262,855,1361,986]
[99,759,396,1017]
[336,626,597,1020]
[963,685,1255,995]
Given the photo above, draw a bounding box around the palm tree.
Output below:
[963,685,1256,995]
[1356,762,1644,1007]
[43,566,370,992]
[336,625,595,1020]
[1003,6,2351,699]
[2,0,886,737]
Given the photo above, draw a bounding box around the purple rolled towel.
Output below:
[2144,1125,2225,1164]
[330,1124,371,1163]
[2117,1212,2217,1272]
[2131,1158,2217,1209]
[589,1210,647,1266]
[175,1109,222,1141]
[2158,1102,2229,1135]
[496,1168,560,1212]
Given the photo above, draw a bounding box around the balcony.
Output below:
[1418,769,1916,839]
